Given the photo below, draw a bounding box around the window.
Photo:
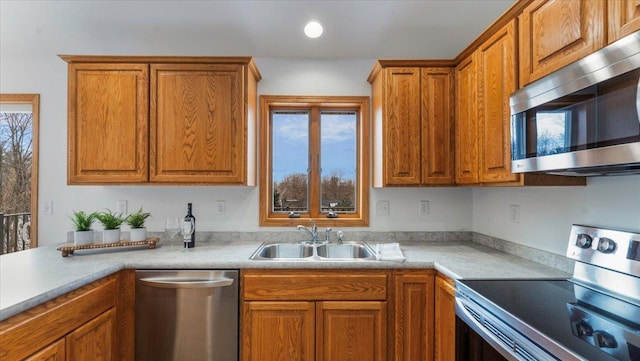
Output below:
[0,94,40,253]
[259,96,369,226]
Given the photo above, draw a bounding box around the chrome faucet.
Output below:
[336,231,344,245]
[324,227,332,243]
[297,220,318,243]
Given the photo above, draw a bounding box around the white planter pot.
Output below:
[74,230,94,246]
[103,229,121,244]
[130,228,147,242]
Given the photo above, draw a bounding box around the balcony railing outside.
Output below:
[1,212,31,255]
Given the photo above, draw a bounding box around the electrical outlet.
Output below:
[419,200,430,216]
[510,205,520,223]
[376,200,390,216]
[117,200,128,214]
[215,200,225,215]
[43,200,53,215]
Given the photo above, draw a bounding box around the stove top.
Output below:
[458,279,640,361]
[455,225,640,361]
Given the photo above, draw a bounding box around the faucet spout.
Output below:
[297,220,319,243]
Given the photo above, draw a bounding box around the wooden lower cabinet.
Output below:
[242,301,315,361]
[66,308,116,361]
[434,274,456,361]
[25,338,66,361]
[0,271,134,361]
[242,269,389,361]
[394,270,435,361]
[317,301,387,361]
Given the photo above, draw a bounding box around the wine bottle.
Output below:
[184,203,196,248]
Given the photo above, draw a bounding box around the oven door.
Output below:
[455,295,562,361]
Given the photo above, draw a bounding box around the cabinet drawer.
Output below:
[242,270,389,301]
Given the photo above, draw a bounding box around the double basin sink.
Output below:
[250,241,378,261]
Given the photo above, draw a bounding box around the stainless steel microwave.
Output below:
[510,31,640,176]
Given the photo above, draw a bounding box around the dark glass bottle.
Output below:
[184,203,196,248]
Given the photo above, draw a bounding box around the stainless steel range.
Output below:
[455,225,640,361]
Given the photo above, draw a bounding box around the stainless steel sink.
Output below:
[250,241,377,261]
[316,243,377,260]
[251,243,314,260]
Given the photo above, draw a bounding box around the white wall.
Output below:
[0,29,473,245]
[2,1,637,254]
[472,175,640,255]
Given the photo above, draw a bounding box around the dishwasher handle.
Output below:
[139,277,234,289]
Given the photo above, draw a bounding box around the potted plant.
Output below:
[69,210,97,246]
[96,209,127,244]
[126,207,152,242]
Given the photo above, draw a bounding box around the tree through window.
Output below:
[260,96,369,227]
[0,94,39,254]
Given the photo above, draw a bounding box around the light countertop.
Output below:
[0,239,571,321]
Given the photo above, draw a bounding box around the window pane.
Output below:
[320,111,357,214]
[272,111,309,213]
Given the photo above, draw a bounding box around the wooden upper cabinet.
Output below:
[67,63,149,184]
[519,0,606,86]
[62,55,260,185]
[368,61,455,187]
[608,0,640,43]
[454,53,479,185]
[478,19,519,184]
[150,63,245,183]
[381,67,422,186]
[421,68,455,185]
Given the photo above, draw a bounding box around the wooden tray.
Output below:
[56,237,160,257]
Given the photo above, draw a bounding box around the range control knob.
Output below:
[571,320,593,337]
[575,234,593,248]
[594,331,618,348]
[597,237,616,253]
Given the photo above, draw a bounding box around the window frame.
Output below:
[259,95,370,227]
[0,94,40,248]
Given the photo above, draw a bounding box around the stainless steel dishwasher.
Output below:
[135,270,238,361]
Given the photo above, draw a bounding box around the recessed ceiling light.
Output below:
[304,20,324,39]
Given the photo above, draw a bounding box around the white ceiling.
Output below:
[1,0,516,59]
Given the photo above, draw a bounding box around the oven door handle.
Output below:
[455,297,521,361]
[636,74,640,125]
[454,297,566,361]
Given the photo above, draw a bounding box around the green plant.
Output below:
[126,207,152,229]
[95,209,127,230]
[69,210,98,232]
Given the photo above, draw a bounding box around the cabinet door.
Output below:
[25,338,65,361]
[394,271,435,361]
[66,308,115,361]
[383,67,422,185]
[68,63,149,184]
[608,0,640,43]
[316,301,386,361]
[435,276,456,361]
[421,68,455,185]
[150,63,245,183]
[454,53,479,185]
[478,20,519,184]
[519,0,605,86]
[242,301,315,361]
